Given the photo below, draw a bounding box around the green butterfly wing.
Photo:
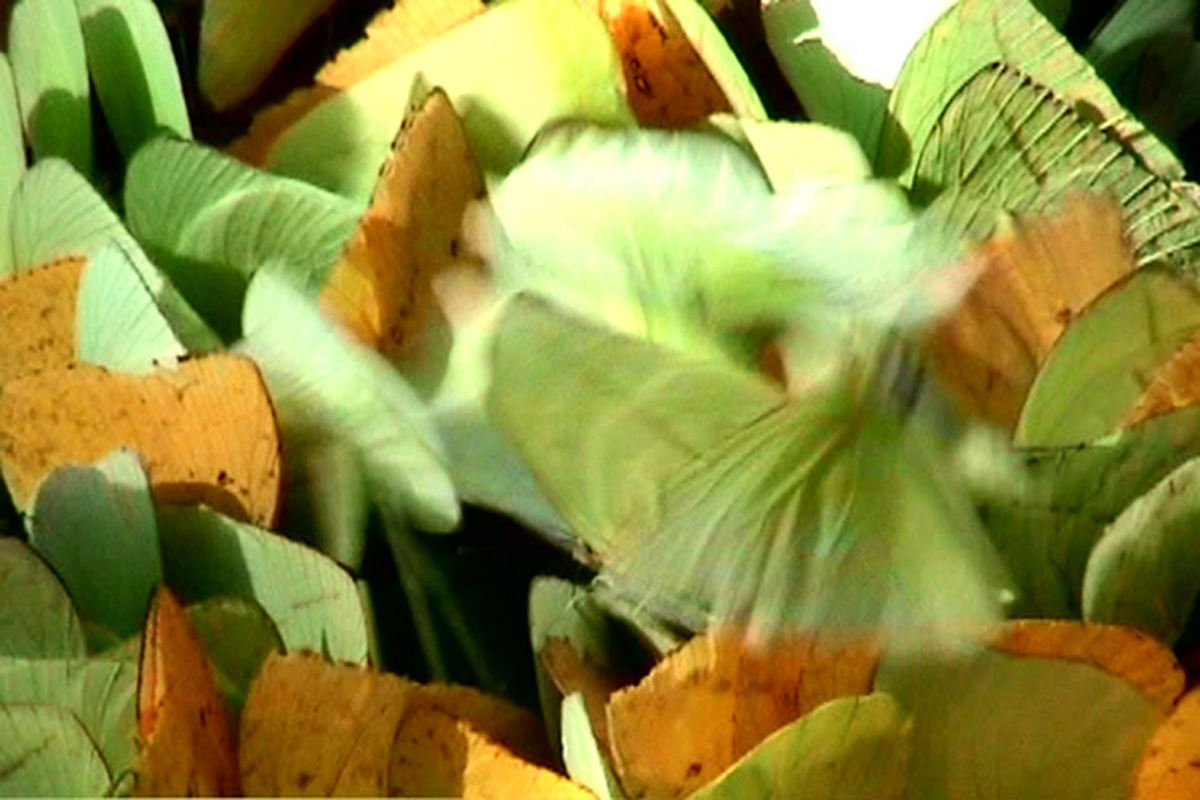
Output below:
[1017,266,1200,447]
[877,644,1160,800]
[29,449,162,641]
[76,242,187,372]
[0,705,112,796]
[0,657,138,784]
[7,0,92,175]
[158,504,370,665]
[618,381,1011,636]
[1083,454,1200,645]
[884,0,1179,183]
[489,294,785,556]
[77,0,192,157]
[485,124,960,364]
[916,63,1200,270]
[981,404,1200,617]
[0,539,85,660]
[0,55,26,277]
[561,692,622,800]
[10,158,218,351]
[124,136,362,340]
[691,693,911,800]
[490,296,1010,637]
[238,270,459,534]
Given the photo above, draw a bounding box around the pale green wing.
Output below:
[876,645,1161,800]
[917,63,1200,449]
[485,124,953,364]
[265,0,633,203]
[7,0,92,175]
[1083,455,1200,645]
[622,386,1011,636]
[561,692,622,800]
[11,159,124,270]
[76,242,187,372]
[434,402,569,544]
[28,449,162,641]
[0,705,111,796]
[691,694,910,800]
[733,118,872,191]
[0,55,26,277]
[881,0,1179,183]
[980,405,1200,617]
[0,656,138,784]
[124,136,362,339]
[488,294,786,555]
[1017,267,1200,447]
[124,137,363,278]
[418,270,568,540]
[0,539,85,660]
[157,504,369,664]
[76,0,191,158]
[238,271,459,533]
[485,123,773,360]
[491,297,1008,636]
[916,65,1200,271]
[485,124,764,323]
[9,158,219,351]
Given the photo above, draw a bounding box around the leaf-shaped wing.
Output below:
[491,297,1009,637]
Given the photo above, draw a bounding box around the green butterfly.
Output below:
[487,292,1010,638]
[476,122,964,366]
[474,123,1012,637]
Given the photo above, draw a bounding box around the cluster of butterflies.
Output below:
[455,121,1026,640]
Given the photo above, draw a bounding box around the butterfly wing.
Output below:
[615,387,1011,638]
[489,296,1010,637]
[482,124,966,363]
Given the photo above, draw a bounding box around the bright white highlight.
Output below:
[794,0,956,88]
